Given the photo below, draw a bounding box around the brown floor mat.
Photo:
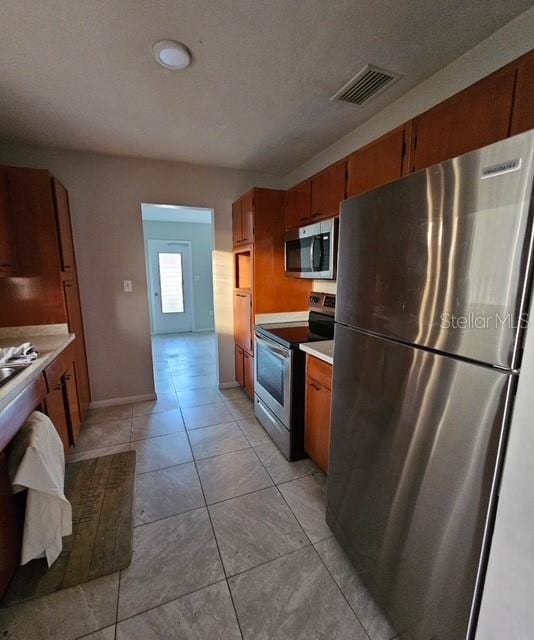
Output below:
[2,450,135,606]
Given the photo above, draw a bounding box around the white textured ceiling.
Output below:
[0,1,531,174]
[142,203,212,224]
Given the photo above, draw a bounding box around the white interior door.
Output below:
[148,240,194,334]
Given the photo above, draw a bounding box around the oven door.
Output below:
[284,218,337,279]
[254,333,292,427]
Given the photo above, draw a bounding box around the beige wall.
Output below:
[284,6,534,188]
[0,141,281,402]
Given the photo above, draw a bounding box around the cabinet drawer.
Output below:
[44,342,75,391]
[307,355,332,390]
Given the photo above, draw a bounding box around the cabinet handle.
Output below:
[55,382,63,390]
[64,374,72,381]
[310,382,322,391]
[64,283,73,288]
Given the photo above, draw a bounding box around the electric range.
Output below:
[254,292,335,460]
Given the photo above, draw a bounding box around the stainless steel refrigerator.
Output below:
[327,130,534,640]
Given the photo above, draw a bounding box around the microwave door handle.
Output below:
[309,237,315,273]
[311,236,322,271]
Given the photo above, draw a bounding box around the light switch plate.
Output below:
[123,280,133,293]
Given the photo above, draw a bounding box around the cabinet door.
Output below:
[52,178,76,274]
[412,65,516,171]
[243,351,254,399]
[304,377,332,473]
[311,162,346,222]
[232,199,242,245]
[45,385,71,452]
[241,191,254,243]
[233,291,252,353]
[348,127,407,198]
[64,364,81,444]
[0,451,21,599]
[511,51,534,135]
[285,180,311,229]
[63,279,91,420]
[1,167,64,325]
[235,344,244,387]
[0,167,17,276]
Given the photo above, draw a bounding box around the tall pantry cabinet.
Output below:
[232,188,311,398]
[0,166,91,421]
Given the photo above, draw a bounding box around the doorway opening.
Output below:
[142,202,218,396]
[141,203,215,336]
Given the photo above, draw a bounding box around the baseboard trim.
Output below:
[89,393,157,409]
[218,381,240,389]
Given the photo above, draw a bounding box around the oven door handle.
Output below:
[255,334,291,359]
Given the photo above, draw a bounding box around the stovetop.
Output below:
[255,292,336,349]
[256,322,330,348]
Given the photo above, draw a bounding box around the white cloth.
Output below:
[0,342,39,367]
[8,411,72,566]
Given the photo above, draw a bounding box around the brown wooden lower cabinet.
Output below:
[43,341,82,450]
[235,344,245,387]
[0,451,21,599]
[0,340,84,597]
[44,384,71,453]
[235,344,254,399]
[63,364,81,444]
[243,351,254,399]
[63,277,90,420]
[304,355,332,474]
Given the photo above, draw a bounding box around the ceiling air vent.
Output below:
[331,65,402,106]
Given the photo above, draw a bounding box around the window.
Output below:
[158,252,184,313]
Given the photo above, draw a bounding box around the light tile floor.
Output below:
[0,332,399,640]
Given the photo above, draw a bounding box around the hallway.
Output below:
[0,332,395,640]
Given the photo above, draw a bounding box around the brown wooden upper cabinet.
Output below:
[232,199,242,245]
[347,125,410,198]
[412,65,516,172]
[232,190,254,245]
[310,161,347,222]
[52,178,76,274]
[240,190,254,243]
[0,168,17,277]
[511,50,534,136]
[285,179,311,230]
[0,165,91,421]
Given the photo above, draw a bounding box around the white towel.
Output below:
[8,411,72,567]
[0,342,39,367]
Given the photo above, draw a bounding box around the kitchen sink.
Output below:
[0,366,21,387]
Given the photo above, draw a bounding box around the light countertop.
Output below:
[0,333,75,413]
[300,340,334,365]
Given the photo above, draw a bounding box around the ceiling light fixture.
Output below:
[152,40,191,70]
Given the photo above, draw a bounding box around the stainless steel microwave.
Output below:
[284,217,338,279]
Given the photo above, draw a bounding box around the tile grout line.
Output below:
[114,578,230,628]
[174,381,245,640]
[312,543,373,640]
